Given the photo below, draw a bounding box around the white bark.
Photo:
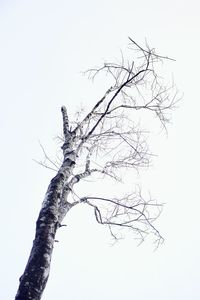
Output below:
[15,109,78,300]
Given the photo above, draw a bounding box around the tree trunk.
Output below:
[15,173,63,299]
[15,120,77,299]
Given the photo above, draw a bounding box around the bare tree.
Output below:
[15,38,177,300]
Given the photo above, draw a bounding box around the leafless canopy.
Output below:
[38,38,177,247]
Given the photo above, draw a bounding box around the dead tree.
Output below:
[15,38,177,300]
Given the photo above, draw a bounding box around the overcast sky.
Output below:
[0,0,200,299]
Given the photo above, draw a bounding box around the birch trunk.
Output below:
[15,108,77,300]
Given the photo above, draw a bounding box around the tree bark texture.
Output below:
[15,111,77,299]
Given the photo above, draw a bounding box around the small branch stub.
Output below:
[61,106,69,139]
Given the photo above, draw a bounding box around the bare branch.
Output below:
[81,191,164,247]
[128,37,176,62]
[73,86,114,135]
[33,142,60,171]
[33,159,58,172]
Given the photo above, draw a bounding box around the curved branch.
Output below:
[81,193,163,246]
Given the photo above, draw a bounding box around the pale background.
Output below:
[0,0,200,299]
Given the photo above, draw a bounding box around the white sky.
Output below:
[0,0,200,299]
